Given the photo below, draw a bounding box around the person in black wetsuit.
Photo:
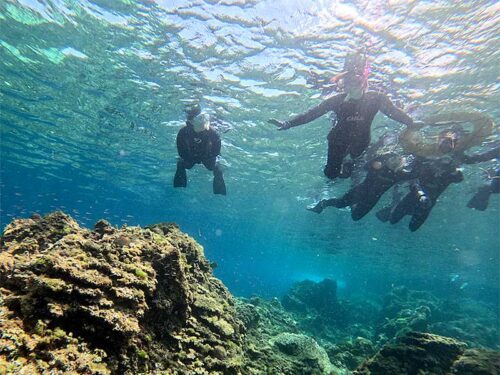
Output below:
[467,167,500,211]
[377,133,500,231]
[383,157,464,231]
[308,126,499,230]
[173,105,226,195]
[307,151,417,220]
[269,52,418,180]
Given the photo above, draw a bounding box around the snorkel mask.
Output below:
[338,52,370,97]
[185,103,209,132]
[191,112,210,133]
[185,103,202,121]
[438,129,461,154]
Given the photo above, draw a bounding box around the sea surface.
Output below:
[1,0,498,315]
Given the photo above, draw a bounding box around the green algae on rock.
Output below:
[235,297,345,375]
[0,212,244,374]
[1,212,498,375]
[353,331,500,375]
[271,332,338,374]
[451,349,500,374]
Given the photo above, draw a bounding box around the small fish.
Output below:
[459,282,469,290]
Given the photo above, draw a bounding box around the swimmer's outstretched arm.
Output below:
[378,94,414,127]
[269,94,343,130]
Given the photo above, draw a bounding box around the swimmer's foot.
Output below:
[307,200,326,214]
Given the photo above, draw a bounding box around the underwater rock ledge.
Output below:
[1,212,499,375]
[0,211,244,374]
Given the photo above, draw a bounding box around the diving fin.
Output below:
[213,172,226,195]
[173,163,187,188]
[467,186,491,211]
[376,206,392,222]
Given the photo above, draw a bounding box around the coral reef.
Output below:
[376,286,500,349]
[281,279,364,339]
[271,333,337,375]
[353,331,500,375]
[282,279,339,316]
[0,212,244,374]
[1,212,498,375]
[325,337,376,371]
[236,297,342,375]
[278,280,499,371]
[451,349,500,375]
[0,212,345,375]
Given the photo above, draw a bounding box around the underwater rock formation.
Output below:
[353,331,500,375]
[271,333,337,374]
[325,337,376,371]
[282,279,339,316]
[281,279,353,340]
[0,212,347,375]
[1,212,498,375]
[0,212,245,374]
[235,297,343,375]
[451,349,500,374]
[376,286,500,349]
[280,278,377,363]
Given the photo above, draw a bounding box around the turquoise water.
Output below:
[1,0,498,308]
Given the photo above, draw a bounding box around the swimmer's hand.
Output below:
[269,119,292,130]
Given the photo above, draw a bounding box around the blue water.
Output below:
[1,0,499,309]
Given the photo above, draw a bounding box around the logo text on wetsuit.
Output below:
[346,115,364,122]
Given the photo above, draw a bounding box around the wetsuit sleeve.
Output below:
[378,94,414,126]
[176,128,191,161]
[462,146,500,164]
[287,94,343,128]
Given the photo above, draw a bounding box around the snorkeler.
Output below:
[382,157,465,231]
[173,104,226,195]
[467,167,500,211]
[309,118,498,229]
[377,123,499,231]
[269,52,418,180]
[307,151,417,220]
[399,112,494,158]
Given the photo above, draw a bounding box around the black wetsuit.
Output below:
[326,152,417,220]
[464,147,500,211]
[388,147,500,231]
[287,92,414,179]
[174,124,226,195]
[467,167,500,210]
[389,157,463,231]
[176,124,221,169]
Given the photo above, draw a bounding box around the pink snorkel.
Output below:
[330,52,370,88]
[362,58,370,90]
